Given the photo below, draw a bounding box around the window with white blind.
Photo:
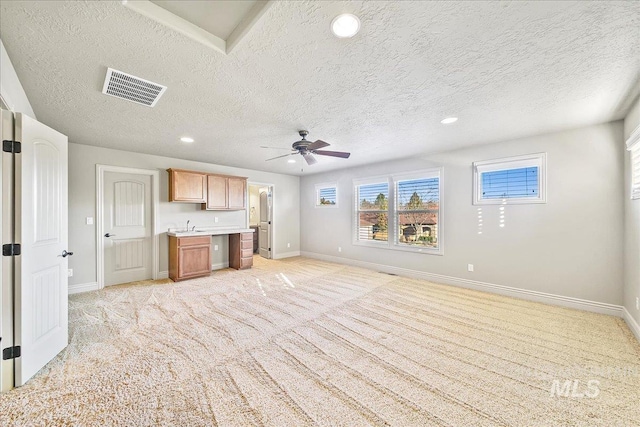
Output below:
[353,168,443,254]
[354,179,389,244]
[630,136,640,200]
[394,170,441,252]
[473,153,546,205]
[315,183,338,207]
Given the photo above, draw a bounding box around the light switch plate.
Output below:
[86,217,94,225]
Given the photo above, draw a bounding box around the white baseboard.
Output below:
[274,251,300,259]
[212,262,230,270]
[623,307,640,342]
[157,271,169,279]
[301,251,624,317]
[68,282,100,295]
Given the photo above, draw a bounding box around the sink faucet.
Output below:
[186,220,190,232]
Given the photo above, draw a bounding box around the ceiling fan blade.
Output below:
[313,150,351,159]
[260,146,293,150]
[302,153,317,165]
[265,153,296,161]
[307,139,330,150]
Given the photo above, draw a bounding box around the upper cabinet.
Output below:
[227,176,247,210]
[167,168,247,210]
[167,169,207,203]
[203,174,247,210]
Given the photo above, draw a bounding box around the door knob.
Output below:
[104,233,116,237]
[61,250,74,258]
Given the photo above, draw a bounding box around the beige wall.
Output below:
[624,95,640,326]
[68,143,300,286]
[300,122,625,306]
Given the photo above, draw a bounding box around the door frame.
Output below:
[96,165,159,289]
[0,107,14,391]
[247,181,274,258]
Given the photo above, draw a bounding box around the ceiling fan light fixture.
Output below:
[441,117,458,124]
[331,14,360,38]
[287,159,296,163]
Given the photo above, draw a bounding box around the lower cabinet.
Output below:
[229,232,253,270]
[169,236,211,281]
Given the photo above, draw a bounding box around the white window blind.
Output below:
[315,183,338,206]
[354,180,389,243]
[394,173,440,250]
[473,153,546,205]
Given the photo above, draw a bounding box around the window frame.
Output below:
[352,168,444,255]
[473,153,547,205]
[628,127,640,200]
[392,168,443,255]
[353,176,391,248]
[315,182,338,208]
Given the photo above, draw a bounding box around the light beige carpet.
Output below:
[1,256,639,426]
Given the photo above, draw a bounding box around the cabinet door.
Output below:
[227,177,246,210]
[206,175,228,209]
[178,245,211,278]
[169,169,206,202]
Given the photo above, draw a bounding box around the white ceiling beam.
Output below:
[226,1,274,54]
[123,0,226,55]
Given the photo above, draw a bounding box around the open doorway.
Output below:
[248,183,273,259]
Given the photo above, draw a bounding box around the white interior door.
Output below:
[103,172,152,286]
[15,113,68,386]
[259,188,272,258]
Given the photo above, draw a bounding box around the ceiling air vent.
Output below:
[101,68,167,107]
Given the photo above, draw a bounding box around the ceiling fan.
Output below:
[262,130,351,165]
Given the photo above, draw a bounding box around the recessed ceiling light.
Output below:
[180,137,194,143]
[331,14,361,38]
[441,117,458,124]
[287,159,296,164]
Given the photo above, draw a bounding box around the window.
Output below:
[395,171,440,250]
[353,168,442,254]
[629,133,640,200]
[473,153,546,205]
[354,179,389,243]
[315,183,338,207]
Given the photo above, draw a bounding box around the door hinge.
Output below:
[2,140,21,153]
[2,346,20,360]
[2,243,21,256]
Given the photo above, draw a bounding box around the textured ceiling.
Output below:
[0,1,639,175]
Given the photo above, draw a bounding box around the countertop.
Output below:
[167,227,254,237]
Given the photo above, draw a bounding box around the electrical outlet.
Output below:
[86,217,93,225]
[68,269,73,277]
[214,217,219,223]
[636,297,639,311]
[467,264,474,272]
[214,245,219,251]
[338,247,342,252]
[287,243,290,248]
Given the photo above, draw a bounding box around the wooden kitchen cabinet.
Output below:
[167,169,207,203]
[169,235,211,281]
[229,232,253,270]
[227,177,246,209]
[202,174,247,211]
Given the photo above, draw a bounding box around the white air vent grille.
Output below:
[102,68,167,107]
